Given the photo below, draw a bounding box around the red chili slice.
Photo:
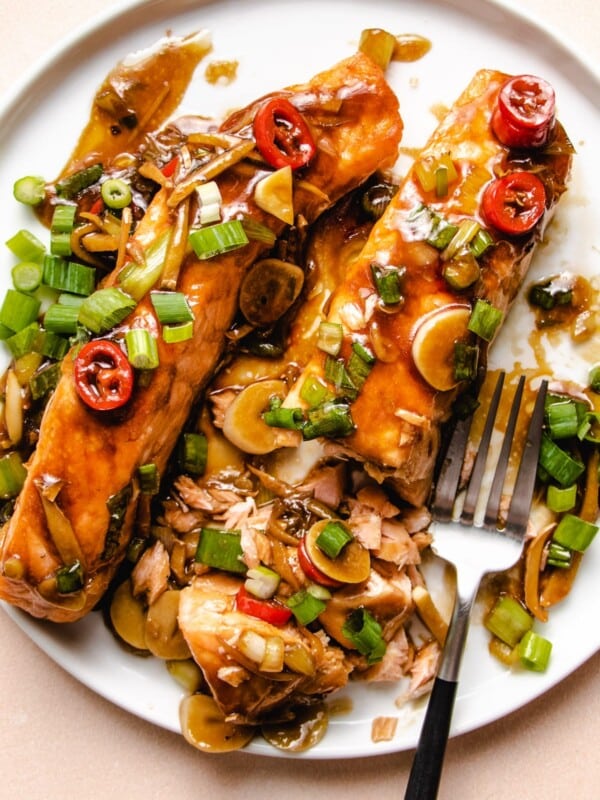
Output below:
[253,97,316,170]
[74,339,134,411]
[481,171,547,236]
[492,75,555,149]
[235,585,292,626]
[297,536,343,588]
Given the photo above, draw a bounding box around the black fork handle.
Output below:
[403,676,457,800]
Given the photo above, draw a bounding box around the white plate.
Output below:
[1,0,599,760]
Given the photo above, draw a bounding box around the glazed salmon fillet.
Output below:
[284,69,572,506]
[0,52,403,621]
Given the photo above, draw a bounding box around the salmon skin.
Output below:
[0,52,403,621]
[284,69,572,506]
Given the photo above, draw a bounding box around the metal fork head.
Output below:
[432,372,548,539]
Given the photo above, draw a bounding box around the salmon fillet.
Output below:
[284,69,572,505]
[0,52,403,621]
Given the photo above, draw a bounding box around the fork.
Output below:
[404,372,548,800]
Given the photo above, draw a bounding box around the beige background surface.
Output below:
[0,2,598,799]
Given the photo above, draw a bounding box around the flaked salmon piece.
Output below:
[178,573,351,724]
[0,53,403,621]
[283,69,572,505]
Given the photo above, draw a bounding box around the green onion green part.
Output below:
[370,263,405,305]
[485,596,533,647]
[11,261,43,293]
[117,231,169,302]
[538,434,585,487]
[546,483,577,513]
[5,229,46,262]
[546,541,572,569]
[195,528,246,574]
[552,513,598,553]
[0,289,41,333]
[78,287,136,334]
[101,178,132,209]
[56,163,103,199]
[286,588,327,626]
[150,291,194,325]
[13,175,46,206]
[0,452,27,499]
[137,463,160,495]
[518,630,552,672]
[125,328,159,370]
[189,220,249,260]
[342,608,387,664]
[467,299,503,342]
[316,521,353,559]
[299,375,333,407]
[317,321,343,356]
[162,321,194,343]
[302,400,354,440]
[178,432,208,476]
[44,303,80,336]
[42,255,96,296]
[56,560,84,594]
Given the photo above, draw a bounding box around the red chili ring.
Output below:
[481,171,547,236]
[492,74,555,149]
[253,96,316,170]
[74,339,134,411]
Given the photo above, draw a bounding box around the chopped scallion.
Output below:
[101,178,132,209]
[55,560,84,594]
[42,255,96,296]
[11,261,43,293]
[0,289,41,333]
[137,463,160,495]
[552,513,598,553]
[125,328,159,370]
[546,541,572,569]
[195,528,246,574]
[13,175,46,206]
[577,411,600,444]
[589,365,600,394]
[189,220,249,260]
[316,521,353,559]
[342,608,387,664]
[467,299,503,342]
[239,216,277,246]
[5,229,46,262]
[302,400,354,440]
[518,630,552,672]
[453,342,479,381]
[286,588,327,626]
[5,322,40,358]
[44,303,80,335]
[262,402,304,430]
[299,374,333,407]
[538,433,585,487]
[118,231,169,301]
[29,361,61,400]
[150,291,194,324]
[485,596,533,647]
[317,321,343,356]
[178,432,208,476]
[0,452,27,498]
[546,483,577,513]
[441,219,481,262]
[324,356,358,400]
[545,396,580,439]
[370,263,406,305]
[78,287,136,334]
[50,205,77,257]
[162,321,194,343]
[470,228,494,258]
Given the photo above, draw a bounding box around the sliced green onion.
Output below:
[56,163,103,199]
[244,565,280,600]
[286,588,327,626]
[518,630,552,672]
[0,289,41,333]
[317,321,343,356]
[42,255,96,296]
[485,596,533,647]
[118,231,169,302]
[263,402,304,430]
[347,349,373,392]
[316,521,353,559]
[162,321,194,343]
[370,263,405,305]
[589,365,600,393]
[302,400,354,440]
[545,396,580,439]
[178,431,208,476]
[0,452,27,498]
[538,433,585,487]
[5,229,46,262]
[50,205,77,257]
[150,291,194,324]
[546,483,577,513]
[195,528,246,574]
[125,328,159,370]
[38,330,69,361]
[29,361,61,400]
[299,374,333,407]
[44,303,80,335]
[577,411,600,444]
[470,228,494,258]
[467,299,503,342]
[453,342,479,381]
[324,356,358,400]
[528,278,573,311]
[11,261,43,293]
[78,287,136,334]
[441,219,481,262]
[351,340,376,365]
[55,560,84,594]
[5,322,40,358]
[189,220,249,260]
[358,28,396,70]
[552,513,598,553]
[13,175,46,206]
[238,216,277,246]
[427,216,459,250]
[57,293,85,308]
[546,541,572,569]
[414,154,457,194]
[137,463,160,495]
[342,608,387,664]
[101,178,132,209]
[442,253,481,290]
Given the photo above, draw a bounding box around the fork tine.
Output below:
[460,371,505,525]
[483,375,526,528]
[432,414,473,523]
[503,378,548,535]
